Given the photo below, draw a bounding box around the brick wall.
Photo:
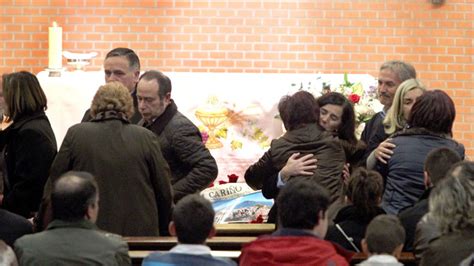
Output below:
[1,0,473,155]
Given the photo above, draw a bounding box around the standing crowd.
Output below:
[0,48,473,266]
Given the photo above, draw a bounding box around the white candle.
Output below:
[48,21,62,69]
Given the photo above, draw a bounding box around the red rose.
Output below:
[250,214,264,224]
[227,174,239,183]
[218,180,227,185]
[348,94,361,104]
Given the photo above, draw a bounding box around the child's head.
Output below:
[362,215,405,257]
[345,167,384,220]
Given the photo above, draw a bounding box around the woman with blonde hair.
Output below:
[383,79,426,135]
[367,79,426,168]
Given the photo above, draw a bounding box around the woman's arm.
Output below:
[367,138,396,169]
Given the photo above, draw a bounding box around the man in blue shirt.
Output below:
[142,194,236,266]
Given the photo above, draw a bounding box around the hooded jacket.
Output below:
[240,228,352,266]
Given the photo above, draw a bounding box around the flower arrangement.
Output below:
[328,73,378,125]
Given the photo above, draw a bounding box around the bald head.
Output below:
[52,171,99,222]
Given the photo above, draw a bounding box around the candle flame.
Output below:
[52,21,58,27]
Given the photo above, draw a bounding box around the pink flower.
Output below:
[348,94,361,104]
[227,174,239,183]
[201,131,209,144]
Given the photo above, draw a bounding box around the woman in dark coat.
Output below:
[376,90,465,214]
[46,82,173,236]
[245,91,346,223]
[0,71,57,218]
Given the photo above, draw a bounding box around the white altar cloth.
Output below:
[37,71,377,182]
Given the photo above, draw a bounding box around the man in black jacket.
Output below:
[360,60,416,161]
[81,47,142,123]
[137,70,218,202]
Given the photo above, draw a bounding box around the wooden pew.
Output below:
[215,223,275,236]
[130,249,416,266]
[129,250,240,265]
[125,236,256,251]
[126,236,416,266]
[350,252,417,266]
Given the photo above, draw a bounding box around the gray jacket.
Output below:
[14,219,130,266]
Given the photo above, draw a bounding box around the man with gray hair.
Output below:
[14,172,130,265]
[361,60,417,161]
[420,161,474,266]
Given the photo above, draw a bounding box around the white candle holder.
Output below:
[63,51,98,71]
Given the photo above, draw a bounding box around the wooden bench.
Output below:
[350,252,417,265]
[129,249,416,266]
[126,236,416,266]
[215,223,275,236]
[124,236,256,251]
[129,250,240,265]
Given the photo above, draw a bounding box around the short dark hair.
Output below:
[139,70,172,100]
[172,194,215,244]
[365,215,405,254]
[409,90,455,136]
[277,178,330,230]
[278,91,319,131]
[106,47,140,71]
[2,71,47,121]
[347,167,384,221]
[51,171,98,222]
[424,147,462,185]
[379,60,417,82]
[317,92,357,144]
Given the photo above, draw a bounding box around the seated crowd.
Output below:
[0,50,473,265]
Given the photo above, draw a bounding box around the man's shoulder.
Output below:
[92,230,128,247]
[247,234,336,251]
[399,197,428,215]
[361,112,384,138]
[16,226,125,247]
[168,111,198,129]
[242,235,349,265]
